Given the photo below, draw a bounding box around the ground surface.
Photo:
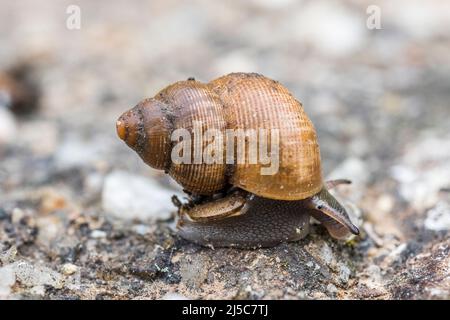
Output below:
[0,0,449,299]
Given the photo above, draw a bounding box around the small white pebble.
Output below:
[132,224,150,236]
[102,170,183,221]
[61,263,78,275]
[425,202,450,231]
[162,292,188,300]
[0,246,17,265]
[0,107,17,145]
[90,230,107,239]
[338,263,351,284]
[0,265,15,297]
[327,283,338,294]
[11,208,25,224]
[29,285,46,296]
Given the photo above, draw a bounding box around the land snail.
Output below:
[116,73,359,248]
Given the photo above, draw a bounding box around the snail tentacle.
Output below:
[325,179,352,190]
[305,188,359,239]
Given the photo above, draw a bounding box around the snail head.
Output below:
[305,187,360,239]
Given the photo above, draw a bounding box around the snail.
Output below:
[116,72,359,248]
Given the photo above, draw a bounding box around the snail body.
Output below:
[117,73,359,248]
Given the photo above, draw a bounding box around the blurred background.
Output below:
[0,0,449,299]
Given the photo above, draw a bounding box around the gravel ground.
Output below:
[0,0,449,299]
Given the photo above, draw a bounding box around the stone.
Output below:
[320,242,334,266]
[424,201,450,231]
[61,263,78,276]
[162,292,189,300]
[179,256,209,289]
[12,261,64,289]
[29,285,46,296]
[11,208,26,224]
[102,170,183,221]
[0,246,17,265]
[36,216,64,246]
[326,283,338,295]
[132,224,152,236]
[390,239,450,299]
[0,265,15,297]
[0,107,16,146]
[337,262,351,285]
[90,230,107,239]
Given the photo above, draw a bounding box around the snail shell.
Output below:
[117,72,322,200]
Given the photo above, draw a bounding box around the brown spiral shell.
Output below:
[117,73,323,200]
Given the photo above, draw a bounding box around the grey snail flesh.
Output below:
[176,180,359,248]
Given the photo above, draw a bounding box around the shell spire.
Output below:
[116,98,172,170]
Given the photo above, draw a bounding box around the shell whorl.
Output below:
[117,73,323,200]
[155,80,228,194]
[116,98,173,171]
